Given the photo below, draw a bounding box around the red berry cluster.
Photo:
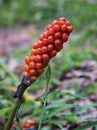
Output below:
[23,119,37,128]
[23,17,73,81]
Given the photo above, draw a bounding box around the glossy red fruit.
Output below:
[29,62,36,69]
[33,42,39,49]
[55,44,63,51]
[31,49,37,55]
[53,24,61,32]
[52,20,59,26]
[65,19,71,26]
[47,24,52,30]
[36,63,44,69]
[42,38,48,45]
[62,33,68,42]
[37,68,44,75]
[36,48,42,55]
[48,36,54,43]
[54,39,62,46]
[54,32,62,38]
[67,26,73,33]
[47,44,54,51]
[39,34,44,41]
[41,46,48,53]
[48,28,55,35]
[44,31,49,38]
[49,50,57,58]
[59,17,66,21]
[35,55,42,62]
[61,24,67,32]
[42,54,49,62]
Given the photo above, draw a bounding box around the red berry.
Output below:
[47,24,52,30]
[38,40,42,48]
[33,42,39,49]
[37,68,44,75]
[35,55,42,62]
[62,33,68,42]
[52,20,59,26]
[48,28,54,35]
[42,54,49,62]
[59,17,66,21]
[36,63,44,69]
[39,34,44,41]
[41,46,48,53]
[54,32,62,38]
[54,39,62,46]
[30,49,37,55]
[47,44,54,51]
[36,48,42,55]
[29,62,36,69]
[42,38,48,45]
[55,44,63,51]
[53,24,61,32]
[49,50,57,58]
[65,19,71,26]
[58,20,65,25]
[67,26,73,33]
[61,24,67,32]
[48,36,54,43]
[44,31,49,38]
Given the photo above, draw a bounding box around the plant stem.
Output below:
[4,98,20,130]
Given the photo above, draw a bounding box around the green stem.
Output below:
[38,66,51,130]
[38,81,49,130]
[4,98,20,130]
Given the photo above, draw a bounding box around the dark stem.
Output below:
[4,75,33,130]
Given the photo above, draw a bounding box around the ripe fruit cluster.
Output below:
[23,17,73,81]
[23,119,37,128]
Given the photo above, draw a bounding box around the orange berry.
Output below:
[31,76,37,81]
[54,39,62,46]
[31,56,36,62]
[41,46,48,53]
[61,24,67,32]
[49,50,57,58]
[29,62,36,69]
[25,56,30,64]
[53,24,61,32]
[36,63,44,69]
[42,54,49,62]
[54,32,62,38]
[30,69,37,76]
[35,55,42,62]
[37,68,44,75]
[62,33,68,42]
[24,65,29,72]
[47,44,54,51]
[48,36,54,43]
[58,20,65,25]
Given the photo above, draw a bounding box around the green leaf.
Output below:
[74,121,97,130]
[46,65,51,85]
